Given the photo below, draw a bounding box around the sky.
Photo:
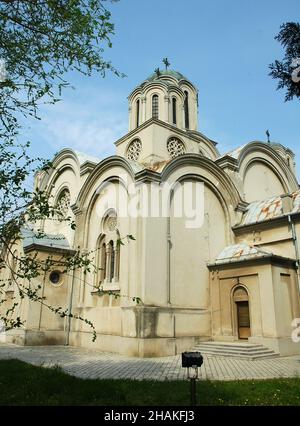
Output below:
[23,0,300,176]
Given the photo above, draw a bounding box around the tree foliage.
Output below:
[0,1,138,341]
[269,22,300,101]
[0,0,122,138]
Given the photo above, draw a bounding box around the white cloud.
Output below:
[25,86,128,160]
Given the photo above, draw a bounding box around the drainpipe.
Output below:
[167,215,171,304]
[65,269,75,345]
[288,214,300,292]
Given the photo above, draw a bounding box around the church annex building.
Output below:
[1,69,300,357]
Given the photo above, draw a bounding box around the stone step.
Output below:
[193,350,278,360]
[191,341,279,360]
[194,343,264,350]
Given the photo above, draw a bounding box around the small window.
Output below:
[152,95,159,119]
[184,91,189,129]
[172,97,177,125]
[136,99,140,128]
[49,271,62,285]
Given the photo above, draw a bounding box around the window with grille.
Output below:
[152,94,159,119]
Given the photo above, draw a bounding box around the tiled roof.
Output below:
[240,190,300,226]
[22,229,70,250]
[214,243,271,264]
[242,196,283,225]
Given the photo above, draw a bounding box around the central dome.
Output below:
[128,67,198,132]
[146,69,189,83]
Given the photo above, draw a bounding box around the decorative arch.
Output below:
[162,154,243,211]
[81,173,130,253]
[237,142,298,196]
[243,158,287,202]
[76,157,135,213]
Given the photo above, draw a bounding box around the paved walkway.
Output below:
[0,344,300,381]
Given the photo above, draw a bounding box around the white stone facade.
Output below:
[1,70,300,357]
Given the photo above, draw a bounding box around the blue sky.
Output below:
[24,0,300,176]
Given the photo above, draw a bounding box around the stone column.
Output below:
[164,95,170,123]
[105,243,111,283]
[142,96,147,123]
[113,244,120,283]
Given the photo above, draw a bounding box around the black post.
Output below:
[190,377,196,406]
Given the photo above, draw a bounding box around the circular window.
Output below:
[167,138,186,158]
[127,139,142,161]
[56,189,70,218]
[49,271,62,285]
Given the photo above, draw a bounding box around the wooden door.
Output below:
[237,301,251,339]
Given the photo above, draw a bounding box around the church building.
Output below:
[1,68,300,357]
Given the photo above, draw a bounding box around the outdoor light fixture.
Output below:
[182,351,203,406]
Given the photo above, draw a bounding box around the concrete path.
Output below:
[0,343,300,381]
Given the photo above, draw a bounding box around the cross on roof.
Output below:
[154,67,161,78]
[162,58,170,70]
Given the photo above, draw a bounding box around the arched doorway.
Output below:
[233,286,251,339]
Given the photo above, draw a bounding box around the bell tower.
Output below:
[128,62,199,132]
[115,64,219,165]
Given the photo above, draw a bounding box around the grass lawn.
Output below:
[0,359,300,406]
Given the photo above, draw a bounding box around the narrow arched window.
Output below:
[184,91,189,129]
[101,242,107,282]
[172,97,177,125]
[136,99,140,128]
[152,94,159,119]
[109,240,115,282]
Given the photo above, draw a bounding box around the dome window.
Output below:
[167,138,186,158]
[127,139,142,161]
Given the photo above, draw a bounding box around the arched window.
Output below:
[172,97,177,125]
[101,242,107,282]
[95,213,121,289]
[109,240,115,282]
[136,99,140,128]
[152,94,159,119]
[184,91,189,129]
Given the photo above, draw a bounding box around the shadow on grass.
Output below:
[0,359,300,406]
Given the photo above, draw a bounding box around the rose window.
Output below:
[56,189,70,219]
[127,139,142,161]
[167,138,186,158]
